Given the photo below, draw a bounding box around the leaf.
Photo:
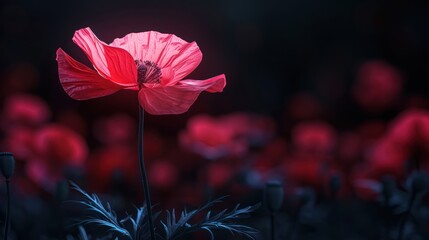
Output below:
[68,182,132,239]
[78,225,89,240]
[161,196,259,240]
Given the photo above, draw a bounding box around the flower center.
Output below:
[136,60,161,86]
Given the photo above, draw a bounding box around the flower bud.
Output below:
[0,152,15,179]
[265,181,284,212]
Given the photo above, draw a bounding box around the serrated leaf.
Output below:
[161,196,259,240]
[68,182,132,240]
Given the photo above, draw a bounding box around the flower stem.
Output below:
[382,189,391,240]
[397,189,416,240]
[270,212,276,240]
[4,179,10,240]
[138,106,155,240]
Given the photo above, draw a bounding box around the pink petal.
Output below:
[110,31,202,82]
[179,74,226,93]
[56,48,123,100]
[160,67,176,85]
[138,74,226,115]
[73,27,137,87]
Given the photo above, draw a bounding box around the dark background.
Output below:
[2,1,429,239]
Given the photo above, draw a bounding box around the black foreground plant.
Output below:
[264,181,284,240]
[0,152,15,240]
[68,182,259,240]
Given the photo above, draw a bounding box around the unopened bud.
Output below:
[0,152,15,179]
[265,181,284,212]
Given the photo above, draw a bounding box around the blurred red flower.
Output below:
[387,109,429,148]
[283,158,325,188]
[2,127,35,160]
[93,114,136,145]
[26,124,88,190]
[87,145,139,192]
[221,112,276,146]
[368,139,407,178]
[1,94,50,129]
[352,60,402,112]
[291,121,336,158]
[180,112,276,159]
[200,162,235,190]
[56,27,226,114]
[336,122,386,168]
[252,138,287,172]
[179,114,247,159]
[149,160,178,191]
[283,155,345,196]
[367,109,429,178]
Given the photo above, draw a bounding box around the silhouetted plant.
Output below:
[68,182,258,240]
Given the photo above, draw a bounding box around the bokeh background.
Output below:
[1,0,429,239]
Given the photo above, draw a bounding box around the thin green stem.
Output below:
[4,179,10,240]
[138,106,155,240]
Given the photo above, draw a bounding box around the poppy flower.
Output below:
[366,109,429,178]
[220,112,276,147]
[1,94,51,129]
[56,27,226,114]
[367,139,407,178]
[387,109,429,148]
[179,114,247,159]
[87,145,139,193]
[291,121,336,158]
[2,127,35,160]
[26,124,88,190]
[352,60,402,113]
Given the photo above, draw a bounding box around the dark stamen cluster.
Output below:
[136,60,161,86]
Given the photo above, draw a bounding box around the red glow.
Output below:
[291,121,337,158]
[1,94,50,129]
[353,60,402,112]
[149,160,178,190]
[26,124,88,190]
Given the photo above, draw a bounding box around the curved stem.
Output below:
[4,179,10,240]
[138,106,155,240]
